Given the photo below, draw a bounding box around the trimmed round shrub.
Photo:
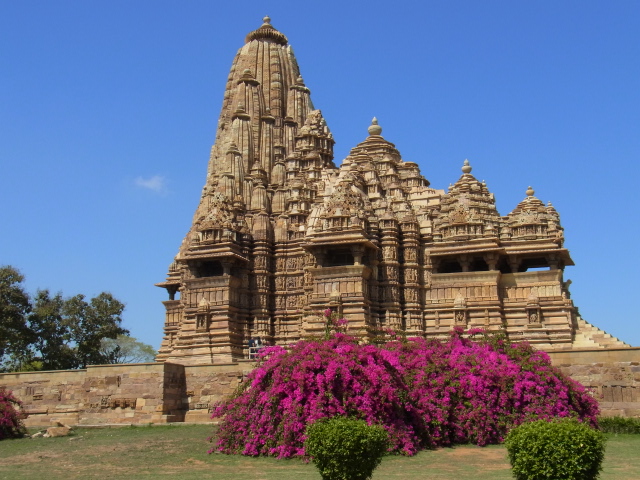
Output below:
[305,417,388,480]
[505,418,605,480]
[0,388,27,440]
[598,415,640,434]
[210,329,599,457]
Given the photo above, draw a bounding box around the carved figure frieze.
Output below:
[382,246,397,261]
[404,268,418,283]
[387,286,399,302]
[385,266,398,281]
[252,295,268,309]
[303,269,312,285]
[256,275,268,289]
[527,309,541,324]
[254,256,267,270]
[404,288,418,303]
[109,398,137,409]
[454,310,467,325]
[286,257,300,270]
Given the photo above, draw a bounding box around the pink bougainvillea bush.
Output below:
[210,327,598,458]
[386,328,598,448]
[0,389,27,440]
[211,333,423,457]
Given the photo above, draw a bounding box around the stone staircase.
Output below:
[572,317,631,349]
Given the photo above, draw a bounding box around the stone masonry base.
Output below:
[1,348,638,427]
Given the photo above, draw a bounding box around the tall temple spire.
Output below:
[205,16,333,193]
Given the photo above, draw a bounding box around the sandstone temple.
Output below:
[156,17,629,365]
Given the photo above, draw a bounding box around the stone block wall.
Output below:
[0,362,216,427]
[2,348,638,426]
[3,369,87,426]
[548,347,640,417]
[182,362,252,423]
[78,362,185,425]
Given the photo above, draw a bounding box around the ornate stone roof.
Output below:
[502,187,564,244]
[433,160,501,242]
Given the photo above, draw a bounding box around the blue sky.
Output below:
[2,1,639,349]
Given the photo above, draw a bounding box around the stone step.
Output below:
[573,317,630,349]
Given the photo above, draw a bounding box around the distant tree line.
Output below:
[0,265,155,372]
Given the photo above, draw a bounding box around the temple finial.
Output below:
[368,117,382,136]
[246,15,287,45]
[526,186,535,197]
[461,159,472,174]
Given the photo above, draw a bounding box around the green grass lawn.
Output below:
[0,425,637,479]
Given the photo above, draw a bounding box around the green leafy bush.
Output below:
[599,416,640,434]
[505,418,605,480]
[305,417,388,480]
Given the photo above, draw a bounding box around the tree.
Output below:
[100,334,157,363]
[63,292,128,368]
[0,266,31,370]
[0,266,129,371]
[26,290,75,370]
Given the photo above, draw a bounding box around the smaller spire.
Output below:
[526,186,535,197]
[368,117,382,136]
[461,159,472,174]
[238,68,258,85]
[547,201,558,214]
[226,142,239,154]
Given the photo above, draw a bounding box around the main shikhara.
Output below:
[156,17,627,364]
